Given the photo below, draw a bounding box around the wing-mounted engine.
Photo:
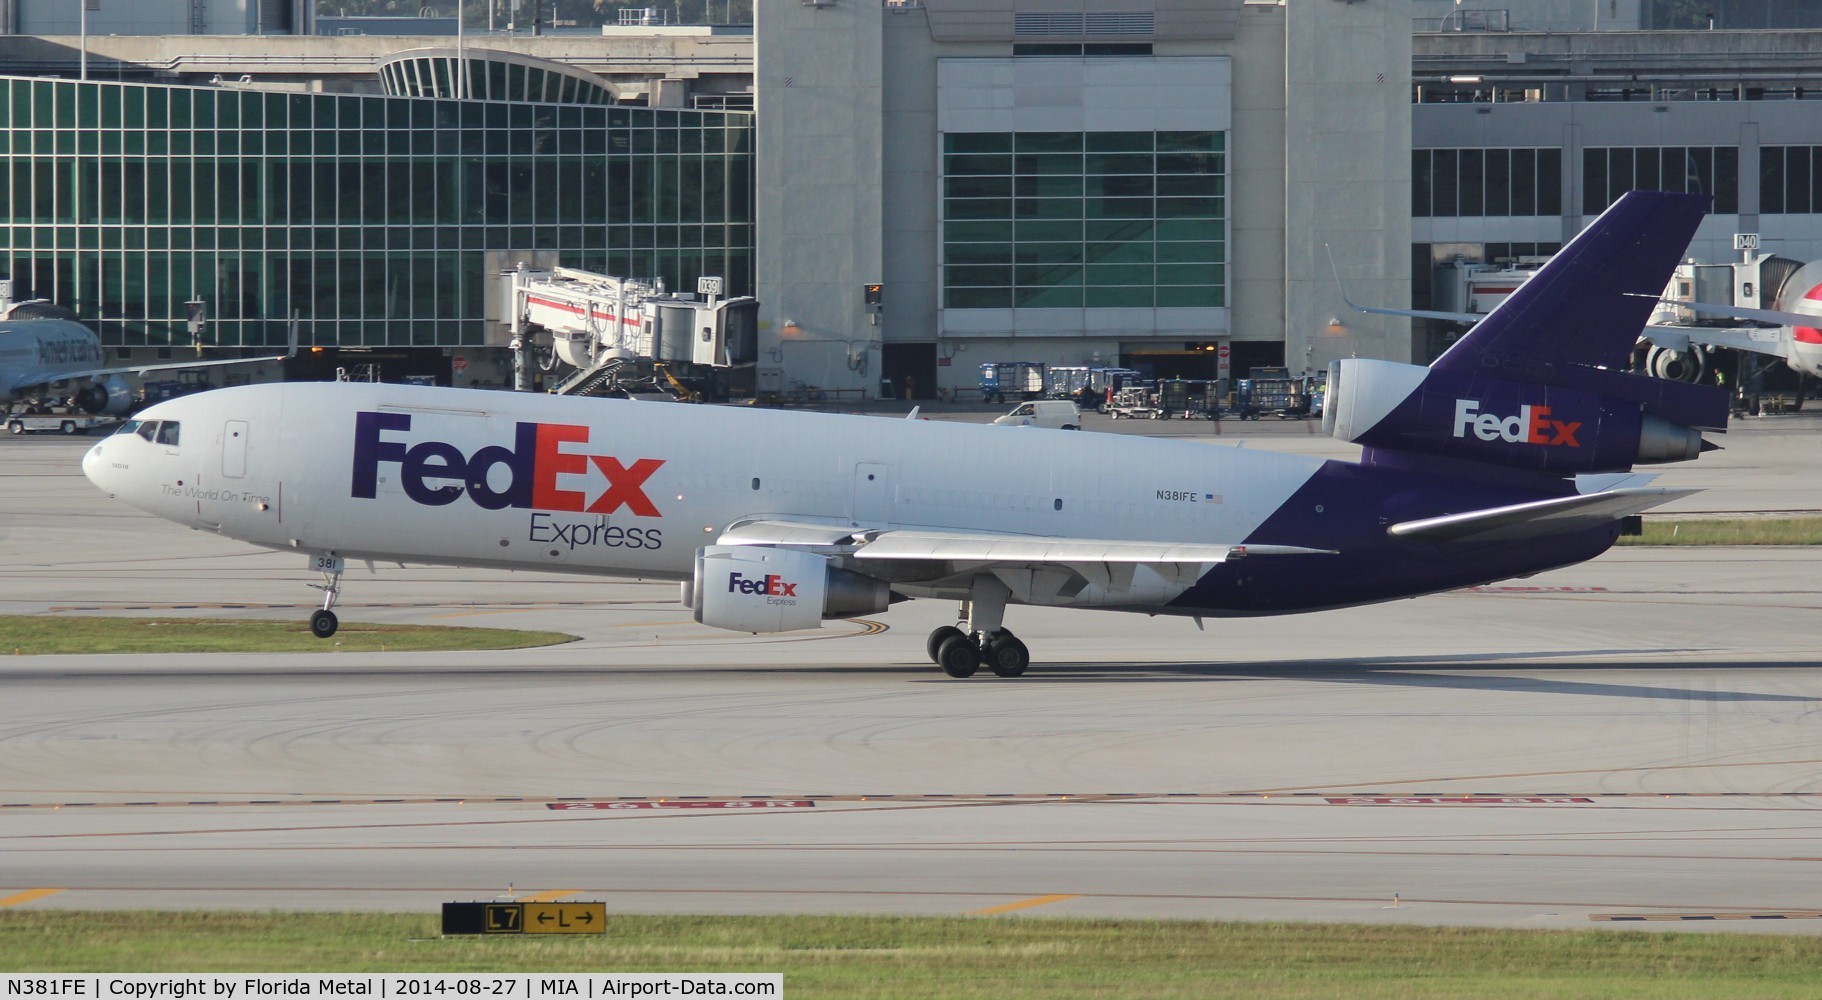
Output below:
[75,375,133,416]
[1323,358,1719,474]
[689,545,891,633]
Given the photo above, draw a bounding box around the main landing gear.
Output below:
[306,554,344,639]
[925,576,1031,678]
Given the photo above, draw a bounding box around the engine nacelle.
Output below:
[689,545,890,633]
[1646,344,1707,383]
[75,375,133,416]
[1324,358,1706,473]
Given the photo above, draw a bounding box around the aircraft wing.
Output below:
[12,351,292,392]
[1642,324,1786,360]
[719,519,1334,565]
[848,531,1332,564]
[1387,487,1694,544]
[6,321,299,397]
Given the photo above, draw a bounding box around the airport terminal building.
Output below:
[2,0,1822,397]
[0,69,753,383]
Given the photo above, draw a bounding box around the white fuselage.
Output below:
[84,382,1329,586]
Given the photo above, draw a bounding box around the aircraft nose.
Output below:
[82,439,114,495]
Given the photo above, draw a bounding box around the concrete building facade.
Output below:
[1412,27,1822,366]
[756,0,1413,400]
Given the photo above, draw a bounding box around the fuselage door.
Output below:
[223,419,249,478]
[852,462,891,527]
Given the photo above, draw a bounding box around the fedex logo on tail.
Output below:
[1452,399,1581,447]
[351,411,664,514]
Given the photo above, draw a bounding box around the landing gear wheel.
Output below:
[985,634,1030,678]
[309,608,338,639]
[936,633,981,678]
[926,625,966,664]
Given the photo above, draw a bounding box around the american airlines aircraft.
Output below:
[0,310,294,417]
[81,192,1727,678]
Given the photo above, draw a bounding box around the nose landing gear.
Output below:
[306,553,344,639]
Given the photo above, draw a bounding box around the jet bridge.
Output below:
[503,265,757,399]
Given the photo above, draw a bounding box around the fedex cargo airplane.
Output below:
[81,192,1727,678]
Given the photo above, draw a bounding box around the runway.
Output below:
[2,414,1820,930]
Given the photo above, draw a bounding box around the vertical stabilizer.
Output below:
[1432,191,1710,376]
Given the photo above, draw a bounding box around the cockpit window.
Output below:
[136,421,158,442]
[155,421,181,446]
[112,420,142,436]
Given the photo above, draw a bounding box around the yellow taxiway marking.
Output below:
[970,894,1080,916]
[0,888,64,907]
[517,890,579,903]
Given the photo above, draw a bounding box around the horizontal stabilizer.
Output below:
[1387,488,1695,544]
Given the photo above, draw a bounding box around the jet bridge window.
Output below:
[155,421,181,446]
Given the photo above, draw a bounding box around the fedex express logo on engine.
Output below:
[729,572,799,603]
[351,411,664,514]
[1452,399,1581,447]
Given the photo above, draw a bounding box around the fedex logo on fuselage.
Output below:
[728,572,797,598]
[1452,399,1581,447]
[351,411,664,514]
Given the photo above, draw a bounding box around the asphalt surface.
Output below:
[1,410,1820,930]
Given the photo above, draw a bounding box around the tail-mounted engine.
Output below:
[76,375,134,416]
[1324,358,1719,474]
[689,545,891,633]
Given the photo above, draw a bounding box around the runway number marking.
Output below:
[971,894,1081,916]
[546,800,816,810]
[0,888,63,907]
[1325,796,1595,806]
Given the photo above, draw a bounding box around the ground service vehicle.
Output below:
[992,399,1082,430]
[979,362,1046,403]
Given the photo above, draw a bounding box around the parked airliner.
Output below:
[82,192,1727,677]
[0,308,294,416]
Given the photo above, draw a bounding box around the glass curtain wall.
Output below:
[0,77,755,349]
[942,130,1226,310]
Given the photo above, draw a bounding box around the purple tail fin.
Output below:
[1432,191,1709,377]
[1328,191,1728,479]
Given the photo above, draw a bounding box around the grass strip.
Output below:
[0,615,574,655]
[1618,516,1822,546]
[2,912,1822,999]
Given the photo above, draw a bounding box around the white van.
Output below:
[992,399,1082,430]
